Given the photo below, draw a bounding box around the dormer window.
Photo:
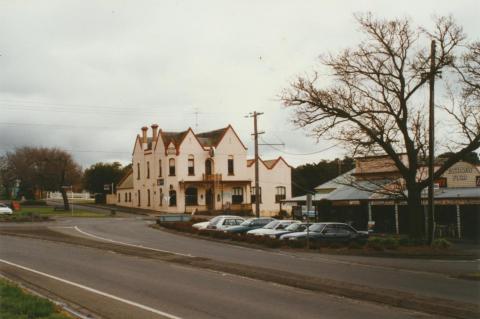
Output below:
[188,155,195,176]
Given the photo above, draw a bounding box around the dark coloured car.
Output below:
[224,217,275,234]
[267,222,310,239]
[280,222,368,243]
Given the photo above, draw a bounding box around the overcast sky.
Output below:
[0,0,478,169]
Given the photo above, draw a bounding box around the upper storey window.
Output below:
[188,155,195,176]
[228,155,234,175]
[169,158,175,176]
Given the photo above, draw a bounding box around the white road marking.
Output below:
[73,226,193,258]
[0,258,183,319]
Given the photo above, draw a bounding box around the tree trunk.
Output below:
[60,188,70,211]
[406,184,425,238]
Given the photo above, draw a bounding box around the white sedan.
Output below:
[247,220,299,236]
[205,216,245,231]
[192,215,235,230]
[0,203,13,215]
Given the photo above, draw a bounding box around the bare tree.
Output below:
[3,147,82,210]
[282,14,479,237]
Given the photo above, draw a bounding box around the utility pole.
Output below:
[246,111,285,217]
[428,40,436,245]
[246,111,264,217]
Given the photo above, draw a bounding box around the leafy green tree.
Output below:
[83,162,127,195]
[292,157,354,196]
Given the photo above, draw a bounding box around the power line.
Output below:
[260,137,339,156]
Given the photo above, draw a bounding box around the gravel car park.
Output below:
[267,222,310,239]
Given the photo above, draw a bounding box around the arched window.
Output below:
[188,155,195,176]
[185,187,198,206]
[137,190,141,206]
[228,155,234,175]
[147,189,151,206]
[275,186,286,203]
[169,190,177,206]
[169,158,175,176]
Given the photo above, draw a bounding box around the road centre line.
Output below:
[73,226,193,258]
[0,258,183,319]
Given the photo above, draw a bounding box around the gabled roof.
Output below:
[247,156,292,170]
[117,169,133,189]
[196,127,229,148]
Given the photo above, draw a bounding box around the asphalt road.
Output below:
[53,217,480,305]
[0,235,439,319]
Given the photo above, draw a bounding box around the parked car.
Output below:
[224,217,275,234]
[205,216,245,231]
[247,220,299,236]
[192,215,233,230]
[0,203,13,215]
[280,222,368,243]
[268,222,310,239]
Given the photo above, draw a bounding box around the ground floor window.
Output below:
[275,186,286,203]
[124,193,127,202]
[251,186,262,203]
[118,193,120,202]
[137,190,141,206]
[128,192,131,202]
[147,189,151,206]
[232,187,243,204]
[185,187,198,206]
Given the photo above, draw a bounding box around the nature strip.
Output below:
[0,227,478,319]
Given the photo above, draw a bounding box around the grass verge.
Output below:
[0,278,71,319]
[0,207,107,222]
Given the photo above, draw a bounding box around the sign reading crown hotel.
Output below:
[444,161,480,188]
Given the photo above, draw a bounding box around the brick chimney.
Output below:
[151,124,159,141]
[141,126,148,146]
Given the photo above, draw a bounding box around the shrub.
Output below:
[432,238,451,249]
[348,241,363,249]
[286,239,306,249]
[367,237,384,251]
[21,200,47,206]
[382,237,399,250]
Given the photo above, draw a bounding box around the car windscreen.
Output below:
[240,219,254,226]
[285,223,304,231]
[308,224,326,232]
[208,216,222,225]
[264,220,280,229]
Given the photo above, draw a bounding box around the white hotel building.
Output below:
[115,124,292,216]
